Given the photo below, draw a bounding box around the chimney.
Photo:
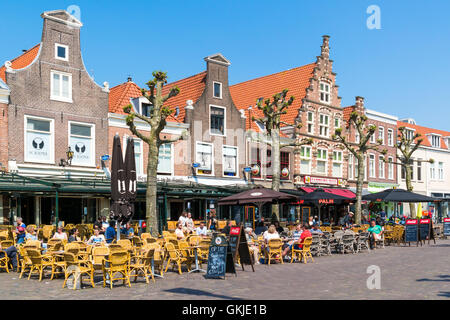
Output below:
[321,35,330,60]
[355,96,365,112]
[127,76,132,82]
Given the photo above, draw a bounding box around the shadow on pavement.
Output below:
[164,288,243,300]
[416,274,450,282]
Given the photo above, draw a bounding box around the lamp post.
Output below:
[55,147,74,227]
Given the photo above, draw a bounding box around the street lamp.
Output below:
[59,146,74,167]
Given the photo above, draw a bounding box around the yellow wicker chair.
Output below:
[18,246,32,278]
[91,246,109,275]
[62,252,95,290]
[26,249,53,281]
[0,247,9,273]
[129,248,155,284]
[140,233,152,241]
[291,237,314,264]
[164,242,192,274]
[266,238,284,265]
[0,240,14,249]
[102,251,131,289]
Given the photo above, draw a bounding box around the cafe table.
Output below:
[188,246,206,274]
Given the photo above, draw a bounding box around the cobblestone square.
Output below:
[1,240,449,300]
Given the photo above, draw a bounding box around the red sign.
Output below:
[319,199,334,204]
[420,219,430,224]
[230,227,240,235]
[444,218,450,223]
[406,219,418,225]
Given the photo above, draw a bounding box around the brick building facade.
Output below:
[0,10,110,224]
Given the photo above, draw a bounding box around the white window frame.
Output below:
[370,131,376,143]
[123,136,145,177]
[68,121,96,167]
[369,154,376,178]
[430,162,436,180]
[379,155,385,179]
[316,148,328,175]
[319,81,331,104]
[334,117,340,129]
[50,70,72,103]
[222,145,238,178]
[378,127,385,145]
[55,43,69,61]
[332,150,343,178]
[307,111,314,134]
[431,135,441,148]
[438,162,444,181]
[387,128,394,147]
[388,157,394,180]
[300,146,312,174]
[157,142,173,175]
[355,132,360,144]
[348,154,354,180]
[195,141,214,176]
[24,115,55,164]
[213,81,222,99]
[319,114,329,138]
[209,105,226,137]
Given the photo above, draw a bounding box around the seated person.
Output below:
[52,227,68,241]
[297,224,312,249]
[274,221,284,234]
[14,217,26,245]
[263,225,280,244]
[25,226,38,241]
[222,220,233,235]
[254,220,268,235]
[0,242,18,272]
[120,223,134,238]
[68,228,80,243]
[185,212,195,234]
[175,222,185,240]
[105,221,116,244]
[367,220,383,249]
[87,228,105,245]
[311,224,323,234]
[195,222,208,237]
[282,223,302,257]
[245,227,260,265]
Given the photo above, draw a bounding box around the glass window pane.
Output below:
[71,124,91,137]
[52,73,60,96]
[62,75,70,97]
[27,118,50,132]
[57,46,66,59]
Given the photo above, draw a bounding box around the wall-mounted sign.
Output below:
[101,155,110,161]
[26,132,51,162]
[243,167,252,173]
[192,162,200,168]
[281,167,289,178]
[251,164,260,176]
[304,176,340,186]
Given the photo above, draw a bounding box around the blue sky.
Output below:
[1,0,449,130]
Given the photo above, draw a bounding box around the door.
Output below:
[301,207,311,225]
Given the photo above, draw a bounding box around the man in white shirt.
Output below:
[195,222,208,237]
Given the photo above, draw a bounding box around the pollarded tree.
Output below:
[333,111,386,224]
[123,71,187,236]
[251,89,313,220]
[391,126,433,218]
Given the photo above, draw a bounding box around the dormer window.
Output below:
[430,135,441,148]
[213,82,222,99]
[319,82,331,104]
[55,43,68,61]
[141,103,151,117]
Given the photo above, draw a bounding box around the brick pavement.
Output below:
[1,240,449,300]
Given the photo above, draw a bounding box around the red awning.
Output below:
[300,187,355,199]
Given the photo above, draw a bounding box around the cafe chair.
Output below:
[128,248,155,284]
[0,248,9,273]
[356,232,370,253]
[266,239,283,265]
[62,252,95,290]
[164,242,191,275]
[291,237,314,264]
[102,251,131,289]
[26,249,53,281]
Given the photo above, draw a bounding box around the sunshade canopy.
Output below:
[218,187,296,206]
[297,188,352,205]
[361,189,439,203]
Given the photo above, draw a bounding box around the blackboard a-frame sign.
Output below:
[404,219,420,247]
[419,218,436,245]
[229,224,255,272]
[443,218,450,237]
[206,235,235,279]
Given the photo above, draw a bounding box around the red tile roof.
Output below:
[108,80,183,123]
[230,63,316,131]
[162,71,207,122]
[397,121,450,150]
[0,44,40,82]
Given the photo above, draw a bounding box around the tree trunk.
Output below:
[146,140,159,237]
[271,130,281,221]
[405,164,416,218]
[354,155,365,225]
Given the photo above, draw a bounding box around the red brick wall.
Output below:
[0,103,8,167]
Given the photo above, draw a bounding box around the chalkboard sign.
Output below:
[229,226,241,263]
[404,219,419,246]
[227,224,255,272]
[443,218,450,236]
[419,219,430,242]
[206,244,227,278]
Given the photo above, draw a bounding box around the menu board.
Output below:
[444,218,450,236]
[419,219,431,241]
[229,226,241,262]
[405,219,419,245]
[206,243,227,279]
